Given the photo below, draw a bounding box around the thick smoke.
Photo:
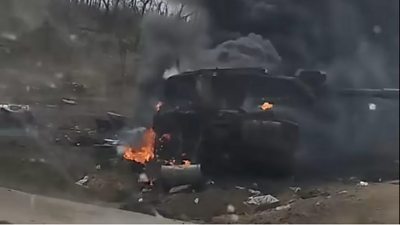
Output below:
[136,0,399,179]
[135,5,281,122]
[0,0,50,33]
[137,13,281,85]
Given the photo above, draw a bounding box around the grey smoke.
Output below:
[137,12,281,86]
[182,33,281,71]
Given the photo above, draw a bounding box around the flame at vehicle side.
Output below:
[123,128,156,164]
[260,102,273,111]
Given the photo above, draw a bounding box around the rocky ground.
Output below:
[0,65,399,224]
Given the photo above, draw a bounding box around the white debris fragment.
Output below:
[38,158,46,163]
[245,194,279,206]
[138,198,143,203]
[338,190,348,195]
[194,198,199,204]
[315,201,321,206]
[95,164,101,170]
[75,175,89,187]
[235,186,246,190]
[169,184,191,194]
[289,186,302,193]
[358,181,369,186]
[226,204,236,214]
[62,98,77,105]
[368,103,377,111]
[138,173,149,183]
[275,204,291,211]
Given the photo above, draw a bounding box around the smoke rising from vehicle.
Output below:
[136,0,399,179]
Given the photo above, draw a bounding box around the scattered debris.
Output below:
[235,186,246,190]
[194,198,199,204]
[61,98,77,105]
[358,181,369,187]
[338,190,348,195]
[169,184,192,194]
[245,194,279,206]
[226,204,236,214]
[248,189,261,196]
[315,201,321,206]
[95,164,101,170]
[206,180,215,185]
[75,175,89,187]
[138,198,143,203]
[0,104,30,113]
[107,111,124,118]
[276,204,291,211]
[289,186,302,193]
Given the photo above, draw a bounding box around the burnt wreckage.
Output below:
[152,68,399,177]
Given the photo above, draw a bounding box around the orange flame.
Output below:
[123,128,156,164]
[260,102,273,111]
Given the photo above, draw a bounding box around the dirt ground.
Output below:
[0,64,399,224]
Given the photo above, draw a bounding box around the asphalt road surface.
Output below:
[0,187,180,224]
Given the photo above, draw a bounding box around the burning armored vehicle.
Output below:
[123,68,399,185]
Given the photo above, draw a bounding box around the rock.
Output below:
[276,204,291,211]
[226,204,236,214]
[194,198,199,204]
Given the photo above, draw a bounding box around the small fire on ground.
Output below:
[123,128,156,164]
[260,102,273,111]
